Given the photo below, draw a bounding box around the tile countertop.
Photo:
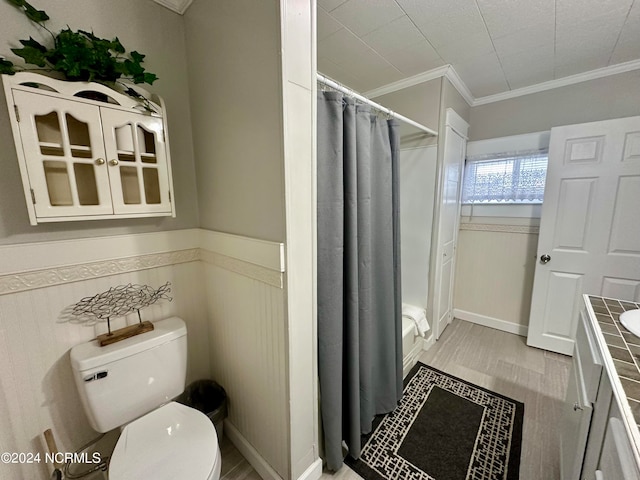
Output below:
[586,294,640,462]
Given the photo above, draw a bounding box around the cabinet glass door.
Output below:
[100,108,171,215]
[13,91,112,218]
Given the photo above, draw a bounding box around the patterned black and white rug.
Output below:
[346,362,524,480]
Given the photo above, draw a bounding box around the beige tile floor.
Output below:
[221,318,572,480]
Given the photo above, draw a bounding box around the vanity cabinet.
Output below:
[562,297,640,480]
[561,309,603,480]
[596,404,640,479]
[3,72,175,224]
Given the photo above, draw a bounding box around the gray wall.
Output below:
[469,70,640,140]
[0,0,200,244]
[184,0,285,242]
[375,78,442,132]
[375,78,441,146]
[441,77,471,124]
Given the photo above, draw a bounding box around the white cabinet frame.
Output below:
[2,72,176,225]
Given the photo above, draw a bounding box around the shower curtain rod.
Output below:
[317,72,438,137]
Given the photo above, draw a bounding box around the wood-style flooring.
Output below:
[220,318,572,480]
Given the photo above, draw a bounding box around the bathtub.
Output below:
[402,316,429,377]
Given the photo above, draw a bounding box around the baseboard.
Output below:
[403,332,436,377]
[297,458,323,480]
[453,309,528,337]
[422,333,436,351]
[224,419,283,480]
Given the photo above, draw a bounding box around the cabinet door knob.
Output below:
[95,158,105,166]
[109,159,119,166]
[573,402,583,411]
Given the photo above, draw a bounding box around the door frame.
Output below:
[430,108,468,340]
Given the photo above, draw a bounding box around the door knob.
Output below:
[540,254,551,264]
[109,159,119,166]
[94,158,105,166]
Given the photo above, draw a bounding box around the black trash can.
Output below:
[177,380,228,439]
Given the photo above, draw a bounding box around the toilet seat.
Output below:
[109,402,220,480]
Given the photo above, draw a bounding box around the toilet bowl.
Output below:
[109,402,220,480]
[70,317,220,480]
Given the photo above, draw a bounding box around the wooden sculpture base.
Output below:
[97,321,154,346]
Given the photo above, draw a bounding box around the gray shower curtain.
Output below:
[317,91,403,471]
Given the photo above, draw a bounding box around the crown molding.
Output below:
[363,58,640,108]
[364,65,451,99]
[364,65,473,106]
[442,66,475,106]
[472,58,640,106]
[152,0,193,15]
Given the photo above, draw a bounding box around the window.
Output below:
[462,151,548,204]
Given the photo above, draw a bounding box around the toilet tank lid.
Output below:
[70,317,186,372]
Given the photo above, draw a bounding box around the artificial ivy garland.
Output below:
[0,0,158,94]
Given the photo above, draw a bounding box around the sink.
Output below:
[620,309,640,337]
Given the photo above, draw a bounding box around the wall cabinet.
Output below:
[3,73,175,224]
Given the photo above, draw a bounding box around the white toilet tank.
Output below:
[70,317,188,433]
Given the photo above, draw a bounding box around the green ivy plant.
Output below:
[0,0,158,92]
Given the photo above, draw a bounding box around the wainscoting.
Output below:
[453,219,540,336]
[0,228,294,480]
[0,229,209,480]
[200,230,289,479]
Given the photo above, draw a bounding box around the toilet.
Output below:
[70,317,221,480]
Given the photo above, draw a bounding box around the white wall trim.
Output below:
[459,222,540,234]
[364,59,640,108]
[200,249,283,288]
[0,229,286,295]
[199,229,285,272]
[460,204,542,219]
[365,65,474,106]
[297,458,323,480]
[0,229,200,275]
[454,309,528,337]
[364,65,450,99]
[152,0,193,14]
[466,131,550,156]
[473,58,640,106]
[0,248,200,296]
[444,66,475,107]
[446,107,469,139]
[224,420,283,480]
[422,333,436,352]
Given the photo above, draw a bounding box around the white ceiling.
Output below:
[318,0,640,101]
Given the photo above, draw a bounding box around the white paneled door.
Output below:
[433,109,468,340]
[528,116,640,354]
